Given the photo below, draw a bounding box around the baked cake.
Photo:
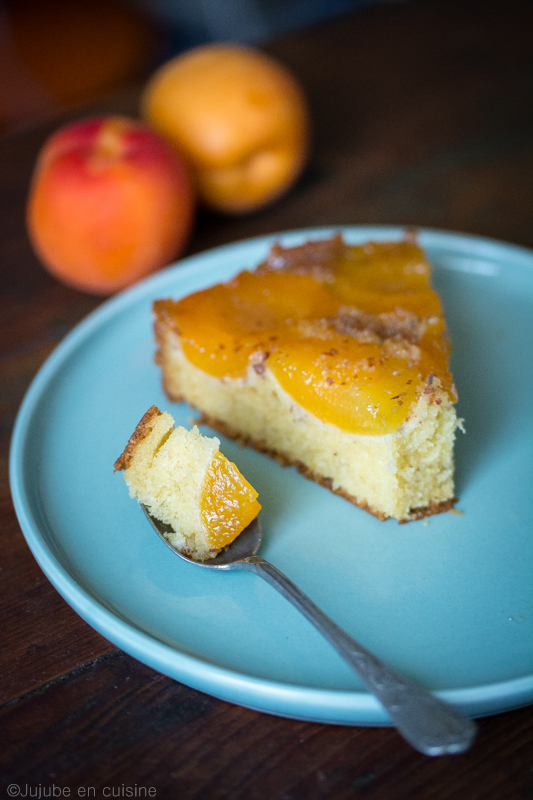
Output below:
[153,233,461,522]
[114,405,261,560]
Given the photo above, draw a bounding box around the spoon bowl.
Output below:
[142,505,477,757]
[142,505,262,567]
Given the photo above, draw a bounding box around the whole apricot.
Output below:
[141,44,309,215]
[27,116,195,295]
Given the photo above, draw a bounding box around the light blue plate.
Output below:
[9,226,533,725]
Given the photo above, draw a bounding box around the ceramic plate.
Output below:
[10,226,533,725]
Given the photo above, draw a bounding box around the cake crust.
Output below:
[113,405,162,472]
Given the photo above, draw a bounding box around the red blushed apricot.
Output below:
[27,116,195,295]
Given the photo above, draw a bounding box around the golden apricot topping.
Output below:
[156,236,455,435]
[201,451,261,548]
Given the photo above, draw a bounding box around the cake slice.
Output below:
[114,405,261,560]
[153,233,461,522]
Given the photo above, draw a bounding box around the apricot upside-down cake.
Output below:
[153,233,461,522]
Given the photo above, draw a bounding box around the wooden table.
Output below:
[2,0,532,796]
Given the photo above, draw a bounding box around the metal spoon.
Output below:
[142,507,477,756]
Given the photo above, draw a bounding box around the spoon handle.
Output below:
[238,555,477,756]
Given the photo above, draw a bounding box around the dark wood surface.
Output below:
[2,0,532,796]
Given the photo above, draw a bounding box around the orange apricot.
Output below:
[141,44,309,215]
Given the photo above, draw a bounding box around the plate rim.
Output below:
[9,225,533,724]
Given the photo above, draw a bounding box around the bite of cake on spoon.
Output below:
[114,405,261,561]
